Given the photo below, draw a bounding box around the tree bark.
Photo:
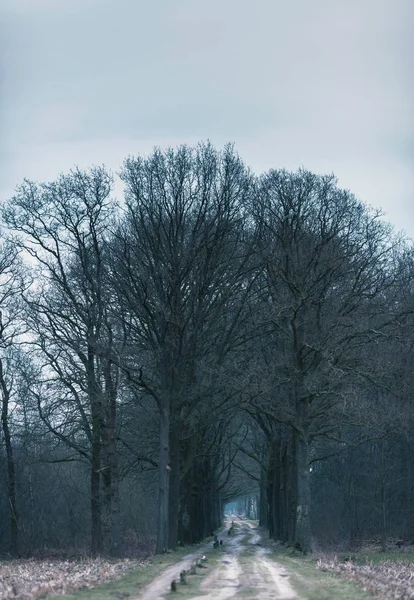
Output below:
[156,403,170,553]
[88,353,103,556]
[380,439,387,552]
[272,438,281,538]
[168,425,181,549]
[90,428,102,555]
[259,463,268,527]
[0,359,19,556]
[266,442,275,538]
[103,358,121,557]
[295,431,311,552]
[287,432,297,545]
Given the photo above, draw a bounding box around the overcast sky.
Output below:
[1,0,413,235]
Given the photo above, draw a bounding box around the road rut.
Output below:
[138,520,301,599]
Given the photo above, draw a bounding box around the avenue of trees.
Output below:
[1,142,414,557]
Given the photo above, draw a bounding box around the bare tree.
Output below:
[0,241,26,555]
[3,167,122,555]
[248,168,408,552]
[2,147,413,558]
[112,143,254,551]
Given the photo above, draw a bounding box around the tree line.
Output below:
[1,142,413,557]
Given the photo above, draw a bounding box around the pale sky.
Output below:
[1,0,413,235]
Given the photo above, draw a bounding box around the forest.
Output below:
[1,142,413,560]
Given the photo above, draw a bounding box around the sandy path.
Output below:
[238,547,299,599]
[138,543,211,600]
[192,527,245,600]
[137,520,301,599]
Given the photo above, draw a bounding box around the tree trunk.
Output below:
[103,358,121,557]
[177,467,192,544]
[0,360,19,556]
[156,404,170,553]
[89,354,103,556]
[272,438,281,538]
[90,416,102,555]
[287,432,297,545]
[279,436,288,542]
[380,439,387,552]
[168,425,181,549]
[295,431,311,552]
[266,442,275,538]
[259,465,268,527]
[214,490,222,530]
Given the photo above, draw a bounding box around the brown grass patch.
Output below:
[0,557,149,599]
[317,555,414,599]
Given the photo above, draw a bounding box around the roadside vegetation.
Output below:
[273,542,414,600]
[0,542,214,600]
[316,548,414,599]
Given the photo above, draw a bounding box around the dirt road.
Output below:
[139,520,301,600]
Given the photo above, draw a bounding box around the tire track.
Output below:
[137,520,301,599]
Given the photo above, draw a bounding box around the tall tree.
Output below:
[249,168,406,551]
[0,241,26,556]
[3,167,122,555]
[113,143,254,551]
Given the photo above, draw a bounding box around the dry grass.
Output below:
[317,555,414,599]
[0,557,149,599]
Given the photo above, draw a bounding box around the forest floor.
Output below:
[2,524,414,599]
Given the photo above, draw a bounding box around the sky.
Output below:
[1,0,413,236]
